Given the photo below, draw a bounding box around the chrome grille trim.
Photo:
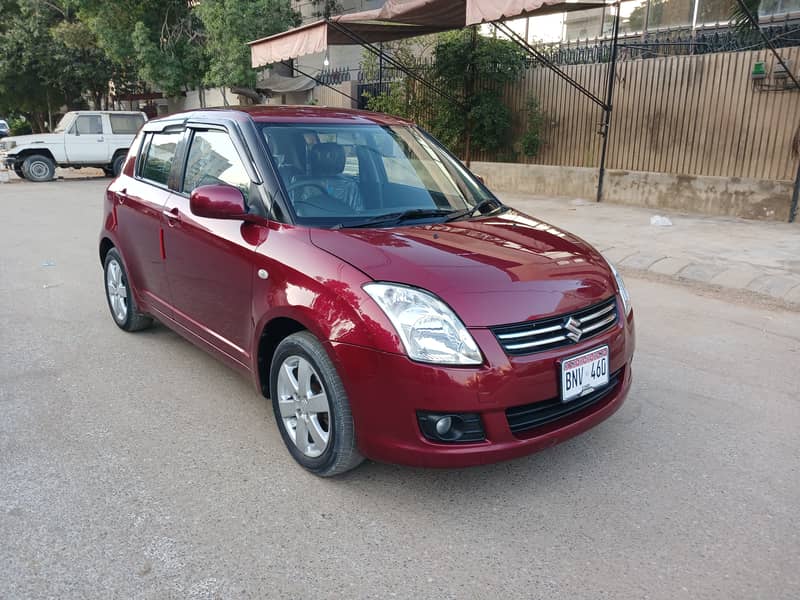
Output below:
[577,302,615,324]
[580,312,616,334]
[505,334,567,350]
[497,323,563,340]
[490,297,619,356]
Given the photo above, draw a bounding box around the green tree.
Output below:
[77,0,206,97]
[430,29,526,156]
[520,97,546,158]
[0,0,113,130]
[196,0,300,97]
[364,31,526,157]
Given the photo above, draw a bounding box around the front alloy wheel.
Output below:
[270,332,363,476]
[276,355,331,458]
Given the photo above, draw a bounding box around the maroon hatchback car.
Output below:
[99,106,635,476]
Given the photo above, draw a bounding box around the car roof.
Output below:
[240,105,413,126]
[154,105,413,127]
[66,110,146,116]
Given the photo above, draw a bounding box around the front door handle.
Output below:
[162,207,181,226]
[96,136,104,142]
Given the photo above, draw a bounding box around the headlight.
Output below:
[0,140,15,150]
[607,261,632,315]
[363,283,482,365]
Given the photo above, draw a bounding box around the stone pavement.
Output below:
[501,193,800,308]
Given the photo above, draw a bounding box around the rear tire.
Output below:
[103,248,152,332]
[112,154,126,177]
[270,331,363,477]
[21,154,55,182]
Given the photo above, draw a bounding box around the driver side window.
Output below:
[183,130,250,202]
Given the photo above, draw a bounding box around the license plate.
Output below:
[560,346,609,403]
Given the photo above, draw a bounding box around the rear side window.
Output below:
[74,115,102,135]
[182,130,250,201]
[109,114,145,135]
[140,132,180,186]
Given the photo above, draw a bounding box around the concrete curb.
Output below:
[606,246,800,308]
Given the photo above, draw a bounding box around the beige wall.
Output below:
[470,161,796,222]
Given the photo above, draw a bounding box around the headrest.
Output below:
[308,143,346,176]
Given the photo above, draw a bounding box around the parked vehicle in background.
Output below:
[99,106,635,476]
[0,111,146,181]
[0,119,9,138]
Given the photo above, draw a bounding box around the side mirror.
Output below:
[190,184,248,220]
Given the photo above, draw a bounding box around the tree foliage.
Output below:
[365,30,526,157]
[431,29,526,155]
[0,0,114,130]
[520,97,545,158]
[196,0,300,91]
[0,0,302,125]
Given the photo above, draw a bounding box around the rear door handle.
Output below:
[162,207,181,226]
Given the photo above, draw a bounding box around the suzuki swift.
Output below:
[99,106,635,476]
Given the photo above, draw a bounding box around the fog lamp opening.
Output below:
[417,412,485,443]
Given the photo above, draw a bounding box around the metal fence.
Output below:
[473,45,800,181]
[346,41,800,181]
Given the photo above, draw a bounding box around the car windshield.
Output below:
[53,112,76,133]
[259,123,496,228]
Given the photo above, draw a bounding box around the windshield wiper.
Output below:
[334,208,456,229]
[445,198,504,222]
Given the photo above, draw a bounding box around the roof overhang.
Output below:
[249,0,609,67]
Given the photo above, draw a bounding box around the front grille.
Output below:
[491,297,618,356]
[506,370,622,436]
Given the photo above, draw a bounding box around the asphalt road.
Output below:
[1,178,798,599]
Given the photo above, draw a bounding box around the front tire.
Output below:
[21,154,55,182]
[270,332,363,476]
[103,248,152,332]
[13,166,24,179]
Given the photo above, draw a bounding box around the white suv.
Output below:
[0,111,147,181]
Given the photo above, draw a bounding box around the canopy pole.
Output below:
[327,20,463,107]
[494,21,607,110]
[790,159,799,223]
[596,3,621,203]
[465,25,478,168]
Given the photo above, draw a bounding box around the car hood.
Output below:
[4,133,62,148]
[309,209,616,327]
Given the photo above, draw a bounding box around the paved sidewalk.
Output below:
[501,193,800,308]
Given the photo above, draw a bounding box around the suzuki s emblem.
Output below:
[565,317,583,342]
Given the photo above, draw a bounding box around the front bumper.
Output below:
[327,308,635,468]
[1,153,15,169]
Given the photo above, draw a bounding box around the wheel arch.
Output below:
[256,317,308,397]
[111,147,128,162]
[13,148,56,164]
[99,237,115,266]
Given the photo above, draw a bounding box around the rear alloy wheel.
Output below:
[270,332,363,476]
[103,248,152,332]
[21,154,55,182]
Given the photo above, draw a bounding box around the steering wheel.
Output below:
[285,181,349,216]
